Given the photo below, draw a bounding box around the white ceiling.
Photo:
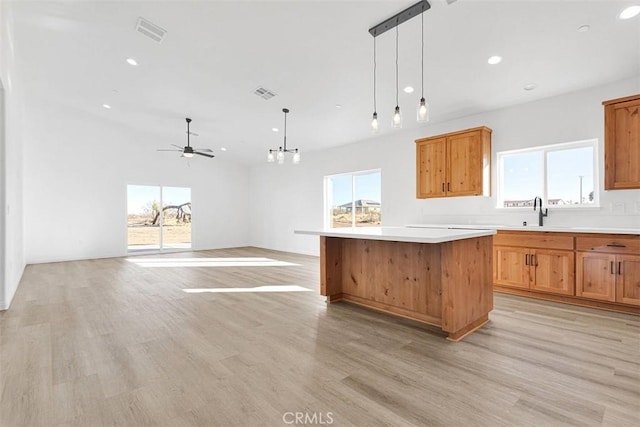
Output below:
[10,0,640,164]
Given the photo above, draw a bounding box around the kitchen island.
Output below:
[295,227,496,341]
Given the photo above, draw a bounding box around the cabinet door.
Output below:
[616,255,640,306]
[604,97,640,190]
[530,249,575,295]
[416,138,446,198]
[576,252,616,302]
[494,246,531,289]
[446,130,484,196]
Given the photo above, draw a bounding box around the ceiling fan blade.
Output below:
[194,151,215,158]
[171,144,184,149]
[193,148,214,152]
[157,149,182,152]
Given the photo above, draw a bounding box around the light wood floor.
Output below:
[1,247,638,426]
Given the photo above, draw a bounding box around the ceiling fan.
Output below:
[157,118,215,158]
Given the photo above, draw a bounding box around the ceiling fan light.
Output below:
[417,97,429,122]
[183,152,194,158]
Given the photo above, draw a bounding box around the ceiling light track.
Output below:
[368,0,431,37]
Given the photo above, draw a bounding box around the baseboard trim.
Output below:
[494,286,640,315]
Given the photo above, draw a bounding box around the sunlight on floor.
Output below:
[126,257,300,268]
[182,285,312,293]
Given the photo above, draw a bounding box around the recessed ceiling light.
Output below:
[220,147,227,151]
[523,83,538,91]
[487,56,502,65]
[403,86,414,93]
[126,58,138,66]
[335,104,342,109]
[577,25,590,32]
[272,127,279,132]
[619,5,640,19]
[102,104,111,109]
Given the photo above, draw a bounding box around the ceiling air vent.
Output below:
[135,17,167,43]
[253,86,277,100]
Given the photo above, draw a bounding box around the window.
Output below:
[127,185,192,251]
[325,170,381,228]
[497,139,598,208]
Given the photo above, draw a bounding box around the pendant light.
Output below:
[367,1,432,131]
[417,9,429,123]
[267,108,300,165]
[392,22,402,129]
[371,35,379,133]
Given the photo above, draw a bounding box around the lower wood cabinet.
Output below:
[576,252,640,306]
[576,252,616,301]
[530,249,575,295]
[494,246,574,295]
[494,232,574,296]
[494,231,640,314]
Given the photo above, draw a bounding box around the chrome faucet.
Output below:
[533,197,548,226]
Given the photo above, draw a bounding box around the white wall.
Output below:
[250,77,640,256]
[23,101,250,264]
[1,1,26,310]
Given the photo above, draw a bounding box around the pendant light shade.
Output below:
[267,150,275,162]
[392,24,402,129]
[371,36,379,133]
[417,97,429,122]
[417,9,430,123]
[392,106,402,128]
[371,112,379,133]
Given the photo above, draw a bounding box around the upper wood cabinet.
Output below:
[416,126,491,198]
[603,94,640,190]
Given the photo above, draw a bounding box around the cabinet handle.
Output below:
[610,261,614,274]
[606,243,626,248]
[618,261,622,275]
[447,182,450,191]
[442,183,445,192]
[525,254,529,265]
[531,254,537,266]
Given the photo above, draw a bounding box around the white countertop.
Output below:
[406,224,639,235]
[294,226,496,244]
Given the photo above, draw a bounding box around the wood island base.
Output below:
[319,235,494,341]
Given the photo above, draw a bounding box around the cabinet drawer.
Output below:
[494,232,574,250]
[576,235,640,254]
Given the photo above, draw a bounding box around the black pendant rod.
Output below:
[369,0,431,37]
[283,108,288,151]
[186,118,191,147]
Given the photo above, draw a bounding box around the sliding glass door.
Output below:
[127,185,192,252]
[161,187,191,249]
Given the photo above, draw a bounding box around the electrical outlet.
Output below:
[611,202,625,213]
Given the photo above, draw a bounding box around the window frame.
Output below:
[324,169,382,228]
[496,139,599,209]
